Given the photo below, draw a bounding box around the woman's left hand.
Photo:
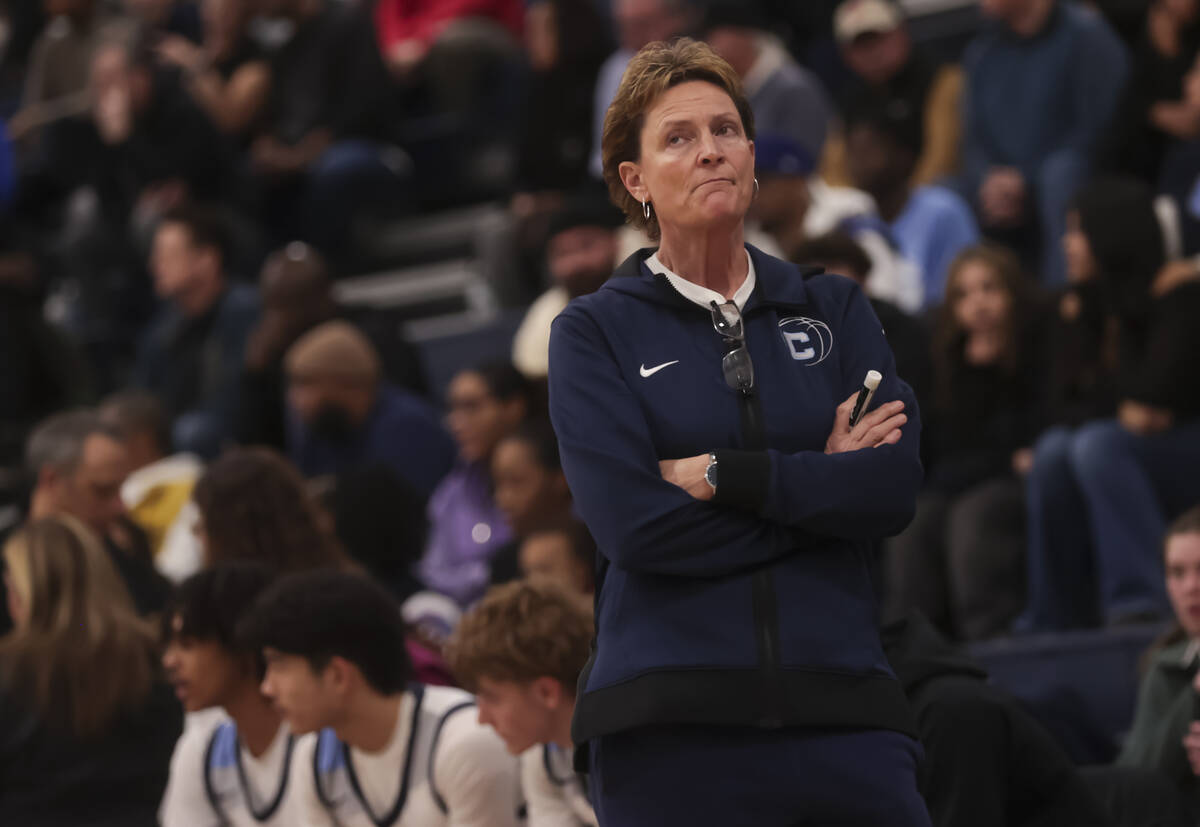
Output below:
[824,395,907,455]
[660,455,714,501]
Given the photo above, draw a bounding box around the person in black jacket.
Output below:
[236,241,426,451]
[0,515,182,826]
[24,409,170,616]
[885,243,1044,641]
[250,0,407,259]
[1019,176,1200,632]
[882,613,1115,827]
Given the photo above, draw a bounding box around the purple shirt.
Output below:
[418,462,512,606]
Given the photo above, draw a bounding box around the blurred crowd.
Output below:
[7,0,1200,824]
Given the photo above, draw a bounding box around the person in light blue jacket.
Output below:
[549,38,929,826]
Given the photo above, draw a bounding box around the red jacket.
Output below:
[375,0,523,52]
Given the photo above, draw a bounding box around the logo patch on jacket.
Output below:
[778,316,833,364]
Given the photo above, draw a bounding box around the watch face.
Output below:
[705,463,718,488]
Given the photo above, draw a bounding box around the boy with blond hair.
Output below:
[446,580,596,827]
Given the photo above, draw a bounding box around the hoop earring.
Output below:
[642,199,651,220]
[753,177,760,198]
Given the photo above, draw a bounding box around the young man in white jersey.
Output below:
[160,562,306,827]
[447,579,596,827]
[237,569,522,827]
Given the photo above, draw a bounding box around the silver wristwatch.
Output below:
[704,451,718,493]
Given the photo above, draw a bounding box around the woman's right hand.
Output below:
[824,395,907,455]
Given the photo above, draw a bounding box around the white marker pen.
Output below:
[848,370,883,428]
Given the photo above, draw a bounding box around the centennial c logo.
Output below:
[778,316,833,365]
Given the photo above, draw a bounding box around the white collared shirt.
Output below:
[646,249,757,311]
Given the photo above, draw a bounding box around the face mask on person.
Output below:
[309,403,356,442]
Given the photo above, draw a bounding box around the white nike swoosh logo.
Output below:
[639,360,679,378]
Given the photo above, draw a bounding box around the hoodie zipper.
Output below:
[752,568,783,726]
[736,380,784,726]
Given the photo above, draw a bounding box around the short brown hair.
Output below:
[601,37,755,241]
[445,579,593,693]
[1168,504,1200,544]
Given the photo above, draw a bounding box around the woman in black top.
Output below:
[0,516,181,827]
[156,0,271,141]
[1108,0,1200,181]
[1019,176,1200,632]
[885,243,1045,641]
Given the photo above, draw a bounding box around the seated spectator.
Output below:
[1036,184,1124,435]
[154,0,270,140]
[123,0,201,41]
[751,132,924,312]
[238,570,523,826]
[823,0,963,189]
[8,0,133,142]
[191,446,351,573]
[843,96,979,306]
[420,362,533,607]
[0,277,90,479]
[1120,506,1200,804]
[1020,177,1200,631]
[98,390,203,582]
[0,515,182,826]
[250,0,406,258]
[517,519,596,597]
[284,320,454,498]
[588,0,691,178]
[82,31,234,212]
[962,0,1128,282]
[511,196,622,379]
[1107,0,1200,182]
[702,3,832,169]
[447,579,596,826]
[885,245,1043,641]
[160,562,306,827]
[513,0,613,203]
[0,3,45,107]
[237,242,427,449]
[882,612,1115,827]
[134,205,259,459]
[25,409,170,615]
[316,464,428,603]
[488,420,574,584]
[1156,54,1200,255]
[792,231,932,416]
[373,0,522,108]
[27,32,235,382]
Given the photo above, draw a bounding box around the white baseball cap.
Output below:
[834,0,904,44]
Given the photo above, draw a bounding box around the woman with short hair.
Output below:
[0,516,182,826]
[548,37,929,825]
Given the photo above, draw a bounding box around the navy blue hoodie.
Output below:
[548,245,922,744]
